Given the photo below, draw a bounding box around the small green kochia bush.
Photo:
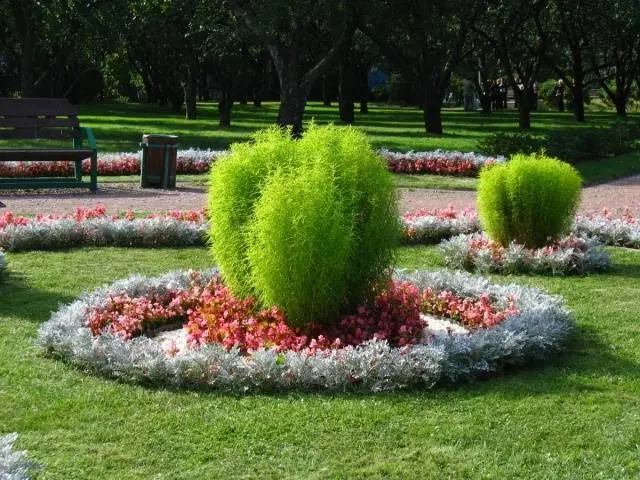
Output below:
[477,153,582,248]
[209,124,399,328]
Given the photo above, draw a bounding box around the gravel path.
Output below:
[2,175,640,216]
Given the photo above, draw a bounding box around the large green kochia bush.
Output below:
[208,124,400,328]
[477,153,582,248]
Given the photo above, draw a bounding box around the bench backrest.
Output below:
[0,98,80,140]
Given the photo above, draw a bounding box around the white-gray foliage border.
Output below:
[37,268,574,393]
[1,434,37,480]
[441,233,611,275]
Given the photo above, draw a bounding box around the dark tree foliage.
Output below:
[587,0,640,117]
[474,0,549,129]
[360,0,482,135]
[229,0,353,136]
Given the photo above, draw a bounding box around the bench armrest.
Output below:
[79,127,97,150]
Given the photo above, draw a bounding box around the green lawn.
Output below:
[2,102,639,187]
[77,102,638,153]
[3,101,635,154]
[2,246,640,478]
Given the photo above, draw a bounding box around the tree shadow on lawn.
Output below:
[0,270,74,324]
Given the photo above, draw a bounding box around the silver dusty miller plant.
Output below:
[37,269,574,394]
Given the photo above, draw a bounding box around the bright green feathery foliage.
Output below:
[208,124,399,327]
[477,153,582,248]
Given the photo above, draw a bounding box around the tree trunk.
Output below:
[20,29,36,97]
[480,95,492,114]
[517,92,532,129]
[219,88,233,128]
[321,74,331,106]
[277,83,307,137]
[183,66,197,120]
[572,84,585,122]
[358,67,369,114]
[200,73,210,101]
[338,54,355,124]
[615,99,627,117]
[571,50,585,122]
[423,90,444,135]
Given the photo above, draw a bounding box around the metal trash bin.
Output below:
[140,134,178,188]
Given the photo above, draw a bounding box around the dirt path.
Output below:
[2,175,640,216]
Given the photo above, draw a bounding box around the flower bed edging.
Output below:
[573,212,640,249]
[0,148,504,178]
[440,233,611,275]
[0,433,37,480]
[0,208,207,251]
[37,269,574,393]
[380,149,505,176]
[402,207,479,244]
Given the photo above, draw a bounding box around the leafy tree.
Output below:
[474,0,549,129]
[229,0,353,136]
[587,0,640,116]
[360,0,482,134]
[539,0,604,122]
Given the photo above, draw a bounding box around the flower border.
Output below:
[440,233,611,275]
[37,269,574,393]
[0,148,504,178]
[3,207,640,253]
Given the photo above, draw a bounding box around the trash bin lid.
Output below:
[142,134,178,145]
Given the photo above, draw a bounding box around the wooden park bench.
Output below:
[0,98,97,191]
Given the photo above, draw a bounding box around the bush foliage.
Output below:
[209,124,399,328]
[477,153,582,248]
[479,120,640,163]
[476,132,545,158]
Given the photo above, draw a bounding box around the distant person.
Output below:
[553,79,565,112]
[491,78,502,111]
[497,78,507,110]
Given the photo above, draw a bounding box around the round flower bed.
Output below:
[38,269,574,393]
[440,233,611,275]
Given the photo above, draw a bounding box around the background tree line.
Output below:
[1,0,639,135]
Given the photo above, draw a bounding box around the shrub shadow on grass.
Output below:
[0,270,74,324]
[607,254,640,278]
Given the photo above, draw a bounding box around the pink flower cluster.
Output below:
[468,234,589,260]
[186,279,428,352]
[0,152,214,178]
[0,206,207,230]
[421,288,518,329]
[87,272,518,355]
[403,205,471,222]
[588,207,637,224]
[386,156,481,175]
[333,281,425,347]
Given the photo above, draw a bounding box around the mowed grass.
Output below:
[73,101,638,153]
[2,102,639,187]
[1,246,640,478]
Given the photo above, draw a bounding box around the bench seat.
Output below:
[0,98,98,191]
